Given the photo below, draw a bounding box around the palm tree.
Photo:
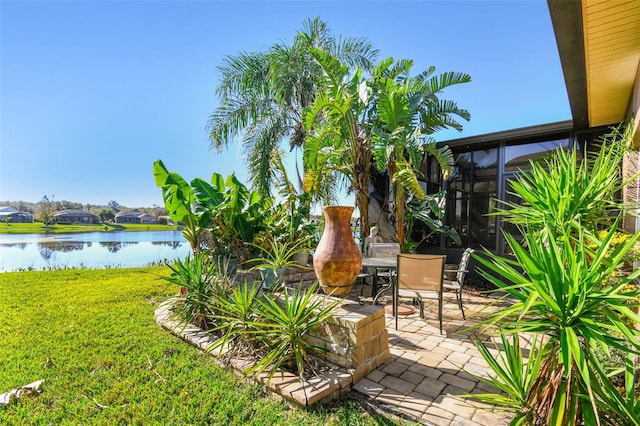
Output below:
[371,58,471,246]
[207,17,378,198]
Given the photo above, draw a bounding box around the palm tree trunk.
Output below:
[354,135,371,238]
[388,161,405,246]
[396,187,405,248]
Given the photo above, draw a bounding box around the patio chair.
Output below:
[395,254,446,333]
[442,248,474,320]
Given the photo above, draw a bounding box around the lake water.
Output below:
[0,231,190,272]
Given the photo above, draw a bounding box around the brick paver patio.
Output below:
[159,270,518,425]
[351,287,515,425]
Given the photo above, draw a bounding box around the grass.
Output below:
[0,267,400,425]
[0,223,180,234]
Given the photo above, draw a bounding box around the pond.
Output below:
[0,231,190,272]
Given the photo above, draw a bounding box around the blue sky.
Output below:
[1,0,570,208]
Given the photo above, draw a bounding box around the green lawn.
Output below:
[0,223,179,234]
[0,267,399,425]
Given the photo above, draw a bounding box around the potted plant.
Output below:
[289,218,319,266]
[250,237,305,290]
[281,193,319,266]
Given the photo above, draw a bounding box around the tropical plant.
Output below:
[403,190,461,252]
[163,252,229,329]
[209,281,263,358]
[493,123,633,242]
[192,172,268,252]
[249,237,307,271]
[207,17,378,198]
[153,160,209,252]
[269,192,319,251]
[591,350,640,424]
[154,159,270,257]
[304,48,374,234]
[370,58,470,247]
[304,50,470,242]
[248,283,339,381]
[466,123,640,425]
[473,223,640,424]
[469,333,546,423]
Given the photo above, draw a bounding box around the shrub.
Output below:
[249,283,339,381]
[209,281,264,359]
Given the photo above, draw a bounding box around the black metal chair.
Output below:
[442,248,474,320]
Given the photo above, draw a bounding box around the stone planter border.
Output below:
[155,291,389,406]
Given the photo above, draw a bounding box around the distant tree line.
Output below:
[0,197,167,223]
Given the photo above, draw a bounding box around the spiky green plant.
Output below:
[163,252,229,329]
[209,281,263,358]
[473,224,640,424]
[495,122,636,242]
[467,121,640,425]
[248,283,339,381]
[590,350,640,425]
[468,334,546,425]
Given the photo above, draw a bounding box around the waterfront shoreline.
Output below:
[0,223,179,235]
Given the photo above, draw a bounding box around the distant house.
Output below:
[157,215,174,225]
[0,206,34,223]
[114,211,141,224]
[138,213,157,224]
[114,211,158,224]
[54,209,99,224]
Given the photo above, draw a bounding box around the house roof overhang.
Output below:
[548,0,640,146]
[442,120,574,152]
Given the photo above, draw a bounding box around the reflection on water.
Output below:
[99,241,138,253]
[38,240,86,252]
[0,231,190,272]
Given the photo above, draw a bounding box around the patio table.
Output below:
[361,257,397,305]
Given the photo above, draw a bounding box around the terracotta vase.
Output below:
[313,206,362,296]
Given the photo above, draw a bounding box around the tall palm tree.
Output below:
[207,17,378,198]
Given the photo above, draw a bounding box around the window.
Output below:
[504,139,570,171]
[442,136,572,253]
[446,148,498,249]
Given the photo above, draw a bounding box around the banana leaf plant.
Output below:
[153,160,268,256]
[154,159,207,252]
[403,190,461,252]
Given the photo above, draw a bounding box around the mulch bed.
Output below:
[463,277,498,296]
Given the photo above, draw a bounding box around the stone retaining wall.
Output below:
[235,265,318,288]
[306,299,390,383]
